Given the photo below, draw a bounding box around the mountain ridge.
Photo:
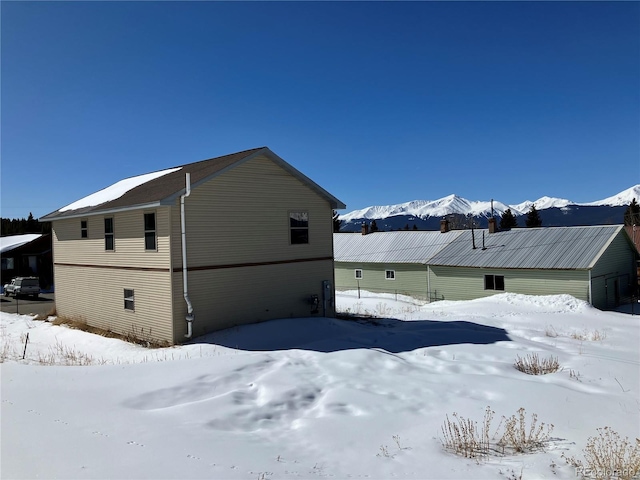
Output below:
[340,185,640,222]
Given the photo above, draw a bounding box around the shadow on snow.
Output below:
[192,316,511,354]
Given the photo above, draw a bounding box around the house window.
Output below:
[124,289,135,311]
[144,213,156,250]
[105,218,114,251]
[81,220,88,238]
[290,211,309,244]
[1,257,14,270]
[355,269,363,279]
[385,270,395,280]
[484,274,505,291]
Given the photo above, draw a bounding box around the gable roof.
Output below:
[0,234,43,254]
[428,225,628,270]
[335,225,633,270]
[333,230,465,264]
[41,147,345,221]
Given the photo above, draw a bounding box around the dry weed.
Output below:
[514,353,560,375]
[441,406,495,458]
[563,427,640,480]
[571,329,607,342]
[497,407,554,454]
[441,407,553,459]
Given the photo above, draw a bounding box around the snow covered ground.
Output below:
[1,293,639,479]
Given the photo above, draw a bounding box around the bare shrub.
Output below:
[514,353,560,375]
[441,406,495,458]
[441,407,553,459]
[563,427,640,480]
[497,408,554,454]
[571,329,607,341]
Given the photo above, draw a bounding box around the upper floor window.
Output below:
[484,274,505,291]
[289,211,309,244]
[81,220,88,238]
[385,270,396,280]
[355,269,363,279]
[144,213,156,250]
[105,218,114,251]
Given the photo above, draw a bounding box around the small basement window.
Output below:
[124,289,135,311]
[289,211,309,244]
[484,274,505,291]
[355,269,363,279]
[385,270,395,280]
[144,213,156,250]
[105,218,114,251]
[81,220,88,238]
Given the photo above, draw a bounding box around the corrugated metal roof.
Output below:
[333,230,465,264]
[428,225,623,269]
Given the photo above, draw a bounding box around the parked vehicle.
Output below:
[3,277,40,298]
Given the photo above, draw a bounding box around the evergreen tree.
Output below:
[624,198,640,226]
[525,205,542,228]
[332,210,342,233]
[403,224,409,231]
[499,208,518,230]
[412,224,418,231]
[370,219,379,232]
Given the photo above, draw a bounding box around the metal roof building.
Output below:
[334,225,638,308]
[333,230,464,264]
[428,225,625,270]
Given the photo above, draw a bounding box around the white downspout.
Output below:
[588,270,592,305]
[427,265,431,303]
[181,173,194,339]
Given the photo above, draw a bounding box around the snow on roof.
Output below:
[0,234,43,254]
[58,167,182,212]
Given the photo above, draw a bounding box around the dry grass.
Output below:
[441,406,495,458]
[36,340,107,366]
[514,353,560,375]
[497,408,554,454]
[441,406,554,459]
[571,329,607,341]
[50,316,168,348]
[563,427,640,480]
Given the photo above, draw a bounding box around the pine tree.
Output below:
[332,210,342,233]
[499,208,518,230]
[525,205,542,228]
[403,224,409,231]
[370,219,379,232]
[624,198,640,226]
[412,224,418,231]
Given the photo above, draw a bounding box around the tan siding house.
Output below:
[42,147,345,344]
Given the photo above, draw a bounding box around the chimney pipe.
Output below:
[488,217,497,234]
[472,227,476,249]
[440,219,450,233]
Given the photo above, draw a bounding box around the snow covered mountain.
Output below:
[339,185,639,231]
[340,185,639,222]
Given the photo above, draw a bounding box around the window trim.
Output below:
[385,269,396,280]
[484,274,505,291]
[104,217,114,251]
[144,212,156,251]
[355,269,363,279]
[81,220,88,239]
[289,210,309,245]
[124,288,135,311]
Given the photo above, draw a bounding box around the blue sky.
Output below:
[2,1,639,220]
